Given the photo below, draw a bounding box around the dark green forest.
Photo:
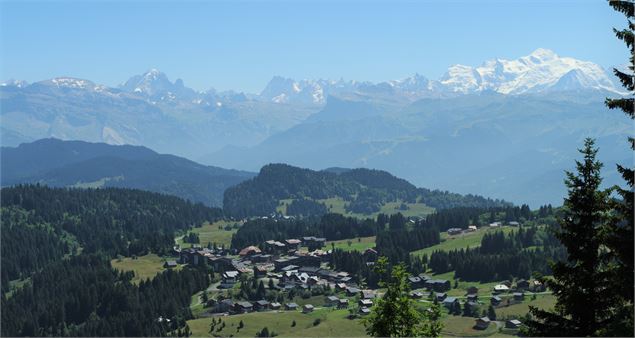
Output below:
[223,163,510,217]
[1,185,223,336]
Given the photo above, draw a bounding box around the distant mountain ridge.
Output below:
[223,163,510,218]
[1,138,255,207]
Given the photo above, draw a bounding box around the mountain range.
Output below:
[1,48,629,206]
[0,138,254,207]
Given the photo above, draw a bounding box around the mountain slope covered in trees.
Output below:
[1,138,255,207]
[223,163,510,217]
[1,185,222,336]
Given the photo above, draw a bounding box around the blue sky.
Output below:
[0,0,629,93]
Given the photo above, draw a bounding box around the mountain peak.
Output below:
[528,48,558,61]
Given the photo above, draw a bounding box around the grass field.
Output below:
[494,294,556,319]
[277,197,435,219]
[187,308,367,337]
[442,315,501,337]
[326,236,376,252]
[176,220,239,249]
[111,253,180,284]
[412,226,516,258]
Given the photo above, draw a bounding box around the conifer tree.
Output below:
[603,1,635,334]
[525,139,613,336]
[363,257,442,337]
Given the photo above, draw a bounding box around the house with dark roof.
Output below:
[475,317,491,330]
[164,261,178,268]
[298,266,321,275]
[326,295,340,307]
[359,307,371,315]
[285,303,299,311]
[302,304,314,313]
[408,276,423,288]
[467,293,478,302]
[363,248,378,262]
[235,301,253,314]
[285,239,302,251]
[337,298,349,309]
[491,295,502,306]
[254,300,270,311]
[506,319,522,329]
[359,299,373,307]
[466,286,478,294]
[270,302,281,310]
[516,279,529,290]
[443,297,459,309]
[346,287,361,296]
[425,279,451,292]
[513,292,525,301]
[436,292,447,301]
[410,291,424,299]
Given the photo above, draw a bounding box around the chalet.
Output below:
[207,256,233,272]
[254,300,270,311]
[494,284,510,293]
[506,319,522,329]
[164,261,178,268]
[443,297,459,309]
[235,301,253,314]
[516,279,529,290]
[340,276,353,283]
[294,254,322,267]
[239,246,262,257]
[436,292,447,301]
[213,299,234,313]
[337,298,349,309]
[285,239,302,251]
[298,266,321,275]
[179,248,197,264]
[447,227,463,236]
[408,276,423,288]
[254,266,267,278]
[285,303,299,311]
[362,290,376,299]
[302,304,314,313]
[281,264,299,273]
[359,299,373,307]
[326,296,340,307]
[489,222,502,228]
[250,254,273,263]
[270,302,281,310]
[346,287,362,296]
[466,286,478,294]
[363,248,378,262]
[335,283,347,291]
[475,317,491,330]
[513,292,525,301]
[467,293,478,302]
[410,291,424,299]
[467,225,478,232]
[508,221,520,226]
[491,296,502,306]
[425,279,451,292]
[532,280,546,292]
[264,240,286,254]
[359,307,371,315]
[221,271,239,286]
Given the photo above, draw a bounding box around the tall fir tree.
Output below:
[603,1,635,334]
[362,257,442,337]
[525,139,613,336]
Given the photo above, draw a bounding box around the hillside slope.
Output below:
[1,138,255,206]
[223,163,509,218]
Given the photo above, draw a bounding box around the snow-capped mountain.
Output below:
[439,48,619,94]
[119,69,199,102]
[258,48,622,104]
[259,76,359,105]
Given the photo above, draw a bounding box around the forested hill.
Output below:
[1,138,255,207]
[1,185,222,336]
[223,163,510,218]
